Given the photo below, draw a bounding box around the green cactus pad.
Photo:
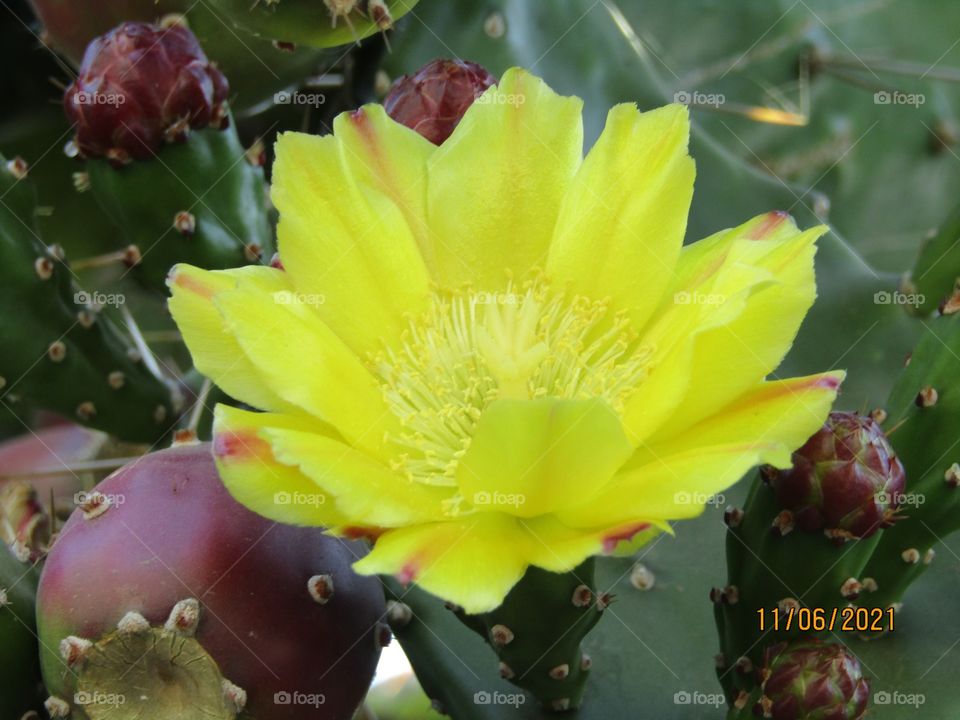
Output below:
[0,157,176,442]
[0,546,43,720]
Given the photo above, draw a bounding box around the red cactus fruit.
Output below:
[384,58,497,144]
[36,442,386,719]
[758,639,870,720]
[767,411,906,539]
[64,21,229,163]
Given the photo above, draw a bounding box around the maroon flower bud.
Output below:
[759,639,870,720]
[768,411,905,539]
[384,58,497,145]
[64,22,229,163]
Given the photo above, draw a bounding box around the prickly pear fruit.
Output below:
[0,543,44,720]
[206,0,418,49]
[0,155,176,442]
[29,0,333,111]
[36,442,385,719]
[767,411,905,540]
[70,22,273,293]
[384,58,496,144]
[756,639,869,720]
[65,21,229,163]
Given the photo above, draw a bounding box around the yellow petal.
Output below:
[353,514,529,614]
[167,264,300,414]
[333,105,436,271]
[263,426,453,528]
[547,103,694,330]
[521,515,661,572]
[621,213,823,444]
[212,273,395,457]
[212,404,347,527]
[271,130,431,356]
[456,398,633,518]
[567,371,844,528]
[426,67,583,290]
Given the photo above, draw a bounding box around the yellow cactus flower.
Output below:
[168,68,843,614]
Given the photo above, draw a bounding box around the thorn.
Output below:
[272,40,297,52]
[269,252,284,270]
[63,139,80,158]
[117,611,150,634]
[550,698,571,712]
[0,588,8,606]
[76,401,97,422]
[78,489,110,519]
[924,548,936,565]
[34,257,54,280]
[385,599,412,629]
[47,341,67,362]
[72,171,91,192]
[759,464,779,485]
[945,463,960,487]
[106,147,132,166]
[59,635,93,665]
[580,653,592,671]
[734,656,753,675]
[165,598,200,635]
[5,156,29,180]
[772,510,794,536]
[629,562,655,590]
[160,13,189,29]
[723,506,744,528]
[709,587,725,604]
[498,661,515,679]
[154,404,168,424]
[108,371,125,389]
[840,577,862,600]
[723,585,740,605]
[44,697,71,718]
[916,386,938,407]
[571,584,593,607]
[861,577,878,593]
[173,210,196,235]
[870,407,888,424]
[222,679,247,714]
[123,245,142,267]
[777,597,800,616]
[308,574,335,604]
[490,624,514,647]
[483,10,506,39]
[733,690,750,710]
[941,289,960,315]
[595,592,612,611]
[901,548,921,564]
[245,138,266,166]
[244,242,263,262]
[443,600,463,613]
[549,663,570,680]
[172,429,198,446]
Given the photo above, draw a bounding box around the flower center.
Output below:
[374,281,652,486]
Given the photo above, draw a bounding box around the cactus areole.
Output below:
[759,639,870,720]
[768,411,905,539]
[64,21,229,163]
[384,58,497,144]
[36,442,385,719]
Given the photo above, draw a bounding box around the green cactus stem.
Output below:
[903,205,960,316]
[0,543,43,720]
[858,307,960,615]
[0,156,176,443]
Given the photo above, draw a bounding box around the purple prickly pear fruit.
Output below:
[64,21,229,163]
[384,58,497,145]
[766,411,905,539]
[758,639,870,720]
[36,442,385,719]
